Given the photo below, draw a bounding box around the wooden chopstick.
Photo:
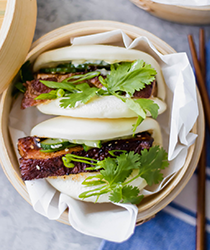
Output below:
[188,29,207,250]
[199,29,206,82]
[197,146,206,250]
[188,34,210,132]
[197,28,206,250]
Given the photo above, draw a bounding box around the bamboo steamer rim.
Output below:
[130,0,210,24]
[180,5,210,10]
[0,20,205,225]
[0,0,37,94]
[0,0,14,50]
[131,0,210,9]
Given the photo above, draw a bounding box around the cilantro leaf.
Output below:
[139,146,169,186]
[109,185,122,203]
[134,99,159,119]
[114,151,141,183]
[100,152,140,185]
[59,83,99,108]
[124,98,159,119]
[40,80,76,92]
[109,185,144,204]
[116,96,159,133]
[98,158,117,183]
[121,185,144,204]
[100,60,156,95]
[125,98,147,119]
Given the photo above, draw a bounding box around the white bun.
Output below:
[31,117,162,146]
[37,96,167,118]
[47,170,147,203]
[32,117,162,203]
[33,45,166,101]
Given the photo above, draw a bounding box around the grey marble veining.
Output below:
[0,1,210,250]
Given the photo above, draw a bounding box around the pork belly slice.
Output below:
[21,72,156,109]
[21,77,56,109]
[18,132,154,181]
[18,136,83,160]
[21,73,104,109]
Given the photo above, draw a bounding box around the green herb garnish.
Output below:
[35,71,101,107]
[99,60,158,132]
[62,146,168,204]
[13,61,33,95]
[38,80,76,92]
[119,97,159,133]
[36,60,159,132]
[98,60,156,95]
[59,83,99,108]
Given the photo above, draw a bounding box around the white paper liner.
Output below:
[151,0,210,7]
[9,30,198,242]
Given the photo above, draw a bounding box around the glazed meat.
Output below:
[18,136,83,160]
[21,73,79,109]
[21,78,56,109]
[133,80,156,98]
[18,132,154,181]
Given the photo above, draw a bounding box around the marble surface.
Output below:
[0,0,210,249]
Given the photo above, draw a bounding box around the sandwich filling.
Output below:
[20,62,156,109]
[15,58,162,133]
[18,132,153,181]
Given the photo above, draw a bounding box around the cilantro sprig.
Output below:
[62,146,169,204]
[99,60,159,132]
[98,60,156,95]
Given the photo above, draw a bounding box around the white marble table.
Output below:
[0,1,209,249]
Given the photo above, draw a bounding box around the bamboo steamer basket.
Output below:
[0,0,37,94]
[130,0,210,24]
[0,20,205,225]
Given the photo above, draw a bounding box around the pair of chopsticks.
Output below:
[188,29,210,250]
